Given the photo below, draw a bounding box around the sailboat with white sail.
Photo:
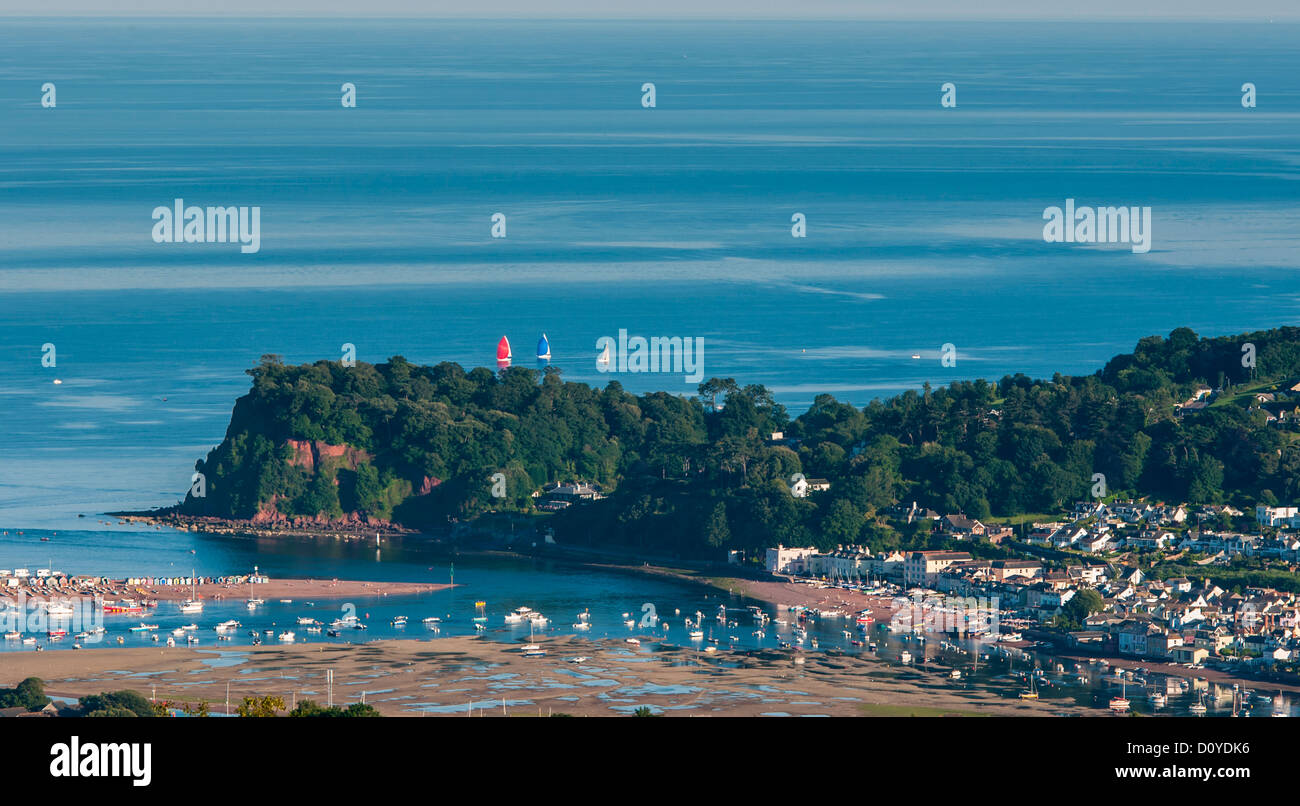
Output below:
[246,575,263,609]
[179,571,203,614]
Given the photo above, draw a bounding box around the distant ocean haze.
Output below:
[0,19,1298,528]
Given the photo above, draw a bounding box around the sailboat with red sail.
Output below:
[496,336,512,367]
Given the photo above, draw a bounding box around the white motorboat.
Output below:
[42,602,76,619]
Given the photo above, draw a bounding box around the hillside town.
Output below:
[765,499,1300,678]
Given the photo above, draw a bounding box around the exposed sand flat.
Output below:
[131,578,450,602]
[2,635,1081,717]
[2,578,450,607]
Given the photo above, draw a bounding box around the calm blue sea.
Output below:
[1,19,1298,534]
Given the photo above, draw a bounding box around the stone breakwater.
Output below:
[112,511,418,541]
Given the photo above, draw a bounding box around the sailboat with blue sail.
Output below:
[536,333,551,361]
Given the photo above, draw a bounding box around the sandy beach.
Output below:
[1,634,1080,717]
[1,577,450,608]
[729,577,904,619]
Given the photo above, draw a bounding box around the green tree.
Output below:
[237,695,286,717]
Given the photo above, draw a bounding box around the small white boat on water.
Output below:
[1109,681,1131,713]
[899,651,912,665]
[1190,692,1208,715]
[178,572,203,614]
[626,638,640,645]
[3,631,21,640]
[42,602,76,619]
[277,631,295,642]
[505,607,536,624]
[215,620,241,633]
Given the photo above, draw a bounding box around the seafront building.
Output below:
[763,496,1300,675]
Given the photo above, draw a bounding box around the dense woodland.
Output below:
[178,326,1300,560]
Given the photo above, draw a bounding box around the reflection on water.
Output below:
[2,527,1295,716]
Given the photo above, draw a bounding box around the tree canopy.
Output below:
[177,326,1300,559]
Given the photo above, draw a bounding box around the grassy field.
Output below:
[986,512,1058,527]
